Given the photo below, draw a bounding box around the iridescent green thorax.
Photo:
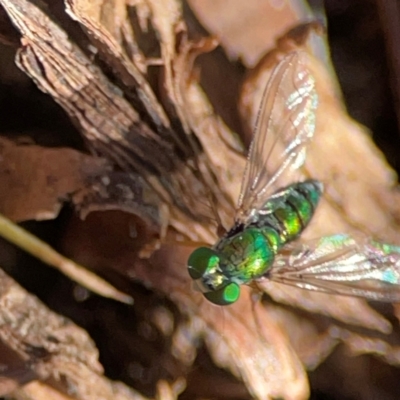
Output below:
[188,227,276,306]
[215,227,275,283]
[187,180,323,305]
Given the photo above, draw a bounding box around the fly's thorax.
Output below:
[186,227,276,306]
[215,227,275,284]
[261,180,323,243]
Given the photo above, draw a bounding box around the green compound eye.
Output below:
[187,247,220,279]
[204,283,240,305]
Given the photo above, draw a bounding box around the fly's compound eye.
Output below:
[187,247,220,279]
[204,282,241,305]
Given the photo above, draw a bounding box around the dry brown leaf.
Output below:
[0,267,150,400]
[65,0,246,236]
[0,137,109,222]
[14,381,74,400]
[188,0,314,67]
[0,340,36,396]
[2,0,231,244]
[0,3,19,45]
[65,0,171,128]
[0,135,155,301]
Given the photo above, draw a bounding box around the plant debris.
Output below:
[0,0,400,399]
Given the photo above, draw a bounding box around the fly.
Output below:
[187,51,400,305]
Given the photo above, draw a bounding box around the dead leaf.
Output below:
[0,267,150,400]
[188,0,314,67]
[1,0,400,399]
[0,137,109,222]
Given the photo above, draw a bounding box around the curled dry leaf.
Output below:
[0,3,19,45]
[0,137,109,222]
[188,0,313,67]
[66,0,243,234]
[1,0,400,399]
[0,135,160,301]
[0,339,37,396]
[0,136,157,301]
[0,268,150,400]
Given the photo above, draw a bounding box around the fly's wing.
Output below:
[267,234,400,302]
[236,51,318,224]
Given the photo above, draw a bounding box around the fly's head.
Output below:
[187,247,240,305]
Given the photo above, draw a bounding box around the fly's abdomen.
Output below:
[268,180,323,243]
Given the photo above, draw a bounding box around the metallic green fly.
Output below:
[187,51,400,305]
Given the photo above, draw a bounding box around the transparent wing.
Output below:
[267,234,400,302]
[236,51,318,223]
